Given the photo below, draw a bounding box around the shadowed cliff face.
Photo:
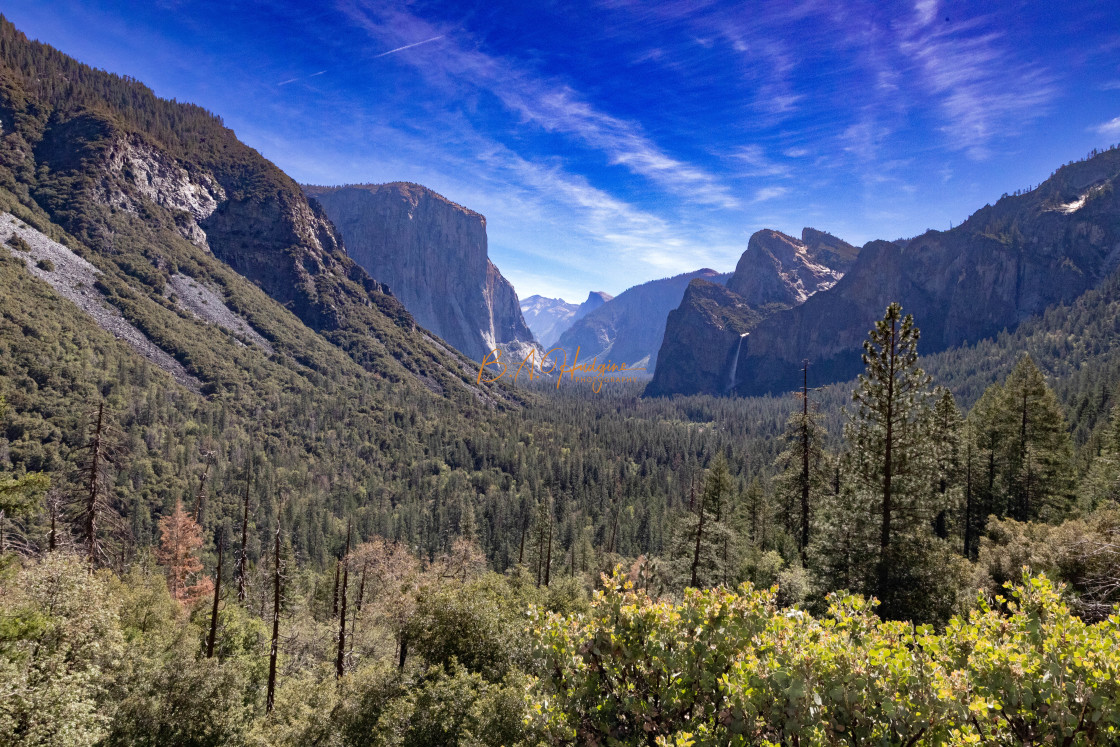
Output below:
[647,228,856,396]
[554,269,730,372]
[304,183,535,361]
[728,149,1120,396]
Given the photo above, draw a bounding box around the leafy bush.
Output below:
[5,234,30,252]
[531,572,1120,745]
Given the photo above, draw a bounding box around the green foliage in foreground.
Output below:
[532,573,1120,746]
[2,551,1120,745]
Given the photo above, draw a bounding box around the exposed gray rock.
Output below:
[0,213,202,392]
[727,229,842,306]
[304,183,537,362]
[164,273,274,354]
[102,139,225,249]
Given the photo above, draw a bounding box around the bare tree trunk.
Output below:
[691,492,706,589]
[800,360,811,560]
[518,521,526,565]
[48,501,57,552]
[193,455,213,524]
[237,467,251,603]
[266,512,281,714]
[86,403,104,568]
[544,506,553,587]
[397,631,408,671]
[335,520,351,679]
[332,559,341,617]
[206,537,223,658]
[964,429,974,558]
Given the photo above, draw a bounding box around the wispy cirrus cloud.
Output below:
[278,69,326,86]
[336,1,738,209]
[1093,116,1120,138]
[897,0,1056,159]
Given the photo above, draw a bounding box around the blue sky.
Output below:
[5,1,1120,301]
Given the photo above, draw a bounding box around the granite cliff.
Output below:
[651,148,1120,397]
[304,183,536,363]
[647,228,856,396]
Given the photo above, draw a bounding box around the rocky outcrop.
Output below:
[729,149,1120,395]
[726,229,843,307]
[304,183,536,362]
[555,269,729,371]
[102,139,225,249]
[647,228,857,396]
[644,279,761,396]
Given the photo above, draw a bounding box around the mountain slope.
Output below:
[648,228,857,396]
[730,148,1120,395]
[554,269,729,371]
[521,290,614,348]
[304,182,536,362]
[0,16,497,404]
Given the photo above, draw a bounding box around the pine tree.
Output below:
[927,388,963,543]
[846,303,934,618]
[967,383,1006,555]
[1000,355,1074,521]
[1080,402,1120,510]
[773,362,828,561]
[666,455,739,590]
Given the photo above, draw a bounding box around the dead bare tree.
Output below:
[266,500,283,714]
[193,450,216,523]
[69,403,126,568]
[206,535,224,658]
[335,520,352,679]
[237,460,252,603]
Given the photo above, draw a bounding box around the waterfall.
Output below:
[726,333,748,393]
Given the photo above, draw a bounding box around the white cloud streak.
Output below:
[1093,116,1120,138]
[278,70,326,86]
[373,35,443,59]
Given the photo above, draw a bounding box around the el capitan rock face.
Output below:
[727,149,1120,396]
[304,182,535,361]
[647,228,856,396]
